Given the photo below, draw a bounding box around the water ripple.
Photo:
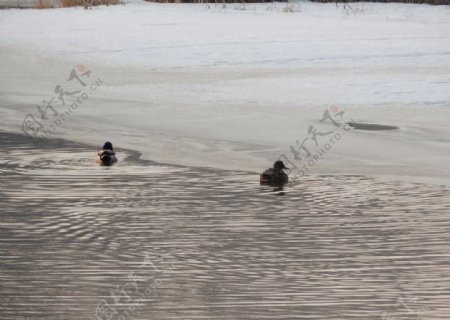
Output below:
[1,132,450,320]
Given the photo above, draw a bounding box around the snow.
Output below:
[1,1,450,185]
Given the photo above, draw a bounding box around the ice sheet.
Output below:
[1,1,449,184]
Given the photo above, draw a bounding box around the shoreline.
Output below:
[0,129,257,175]
[2,129,449,188]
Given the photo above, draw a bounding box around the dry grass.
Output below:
[60,0,122,7]
[34,0,123,8]
[34,0,56,9]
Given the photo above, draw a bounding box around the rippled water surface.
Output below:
[1,132,450,320]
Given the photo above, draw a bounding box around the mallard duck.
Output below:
[260,160,289,185]
[96,141,117,165]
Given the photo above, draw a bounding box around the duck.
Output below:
[96,141,117,165]
[260,160,289,186]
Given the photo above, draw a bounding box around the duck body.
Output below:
[96,150,117,166]
[260,168,288,185]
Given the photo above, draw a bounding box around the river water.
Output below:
[1,131,450,320]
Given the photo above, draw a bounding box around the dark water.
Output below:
[1,132,450,320]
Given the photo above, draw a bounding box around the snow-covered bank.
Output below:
[1,1,450,184]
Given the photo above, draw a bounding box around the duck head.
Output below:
[103,141,113,151]
[273,160,288,171]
